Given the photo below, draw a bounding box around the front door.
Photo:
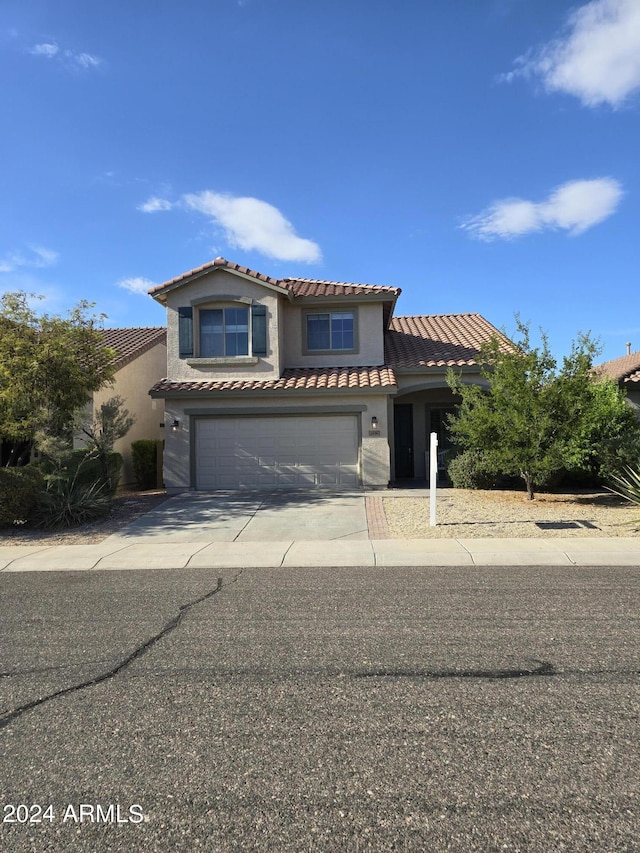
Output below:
[394,404,414,479]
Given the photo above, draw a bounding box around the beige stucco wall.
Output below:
[282,301,385,368]
[161,392,391,491]
[92,342,167,486]
[165,269,283,382]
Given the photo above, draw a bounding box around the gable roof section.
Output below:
[596,351,640,385]
[148,257,400,317]
[100,327,166,371]
[150,366,396,397]
[148,257,288,301]
[385,313,511,369]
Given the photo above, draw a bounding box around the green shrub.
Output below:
[33,448,121,489]
[0,465,45,526]
[447,450,502,490]
[65,450,123,496]
[34,477,111,529]
[131,439,157,490]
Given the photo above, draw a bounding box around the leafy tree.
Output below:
[563,379,640,482]
[0,292,115,463]
[446,319,619,500]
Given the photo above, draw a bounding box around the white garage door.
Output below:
[195,415,360,489]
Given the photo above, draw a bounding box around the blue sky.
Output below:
[2,0,639,363]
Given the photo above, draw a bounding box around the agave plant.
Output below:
[35,476,111,529]
[608,464,640,507]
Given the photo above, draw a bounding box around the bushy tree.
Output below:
[76,396,135,493]
[447,319,639,500]
[0,292,115,463]
[564,380,640,482]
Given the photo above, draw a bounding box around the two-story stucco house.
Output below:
[149,257,508,492]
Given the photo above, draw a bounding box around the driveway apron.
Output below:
[104,490,368,543]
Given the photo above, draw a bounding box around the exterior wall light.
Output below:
[371,416,378,429]
[171,419,180,433]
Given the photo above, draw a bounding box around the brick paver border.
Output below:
[365,495,390,539]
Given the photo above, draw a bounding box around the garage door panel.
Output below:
[195,415,359,489]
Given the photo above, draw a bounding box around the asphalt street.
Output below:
[0,565,638,852]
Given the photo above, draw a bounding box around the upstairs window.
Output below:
[200,307,249,357]
[307,312,355,351]
[178,303,267,360]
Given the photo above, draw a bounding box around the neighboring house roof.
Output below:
[151,366,397,397]
[100,327,167,371]
[596,351,640,385]
[385,313,510,368]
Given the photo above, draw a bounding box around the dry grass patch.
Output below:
[383,488,640,539]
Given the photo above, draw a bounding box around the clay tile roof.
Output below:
[282,277,401,299]
[148,257,400,303]
[100,327,166,371]
[148,257,284,295]
[385,313,511,368]
[596,351,640,384]
[150,366,397,396]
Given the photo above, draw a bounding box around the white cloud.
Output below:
[505,0,640,107]
[29,246,59,267]
[138,196,173,213]
[30,42,59,58]
[0,245,59,273]
[29,40,102,70]
[181,191,322,263]
[71,51,101,69]
[461,178,623,241]
[116,276,157,295]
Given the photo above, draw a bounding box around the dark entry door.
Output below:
[394,404,414,479]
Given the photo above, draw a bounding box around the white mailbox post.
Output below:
[429,431,438,527]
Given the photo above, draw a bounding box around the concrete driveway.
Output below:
[105,490,368,543]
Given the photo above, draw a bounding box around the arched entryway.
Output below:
[390,382,461,483]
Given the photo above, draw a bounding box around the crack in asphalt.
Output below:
[354,660,557,679]
[0,573,240,731]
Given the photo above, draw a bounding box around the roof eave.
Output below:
[149,385,396,399]
[391,363,481,374]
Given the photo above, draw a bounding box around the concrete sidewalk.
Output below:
[1,536,639,571]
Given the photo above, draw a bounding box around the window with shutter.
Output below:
[251,304,267,356]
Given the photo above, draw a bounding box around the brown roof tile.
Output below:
[282,277,400,299]
[385,313,511,368]
[100,327,166,371]
[148,257,285,296]
[596,351,640,385]
[151,366,396,396]
[148,257,400,302]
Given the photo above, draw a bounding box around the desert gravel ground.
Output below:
[1,487,639,544]
[384,488,640,538]
[0,490,169,546]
